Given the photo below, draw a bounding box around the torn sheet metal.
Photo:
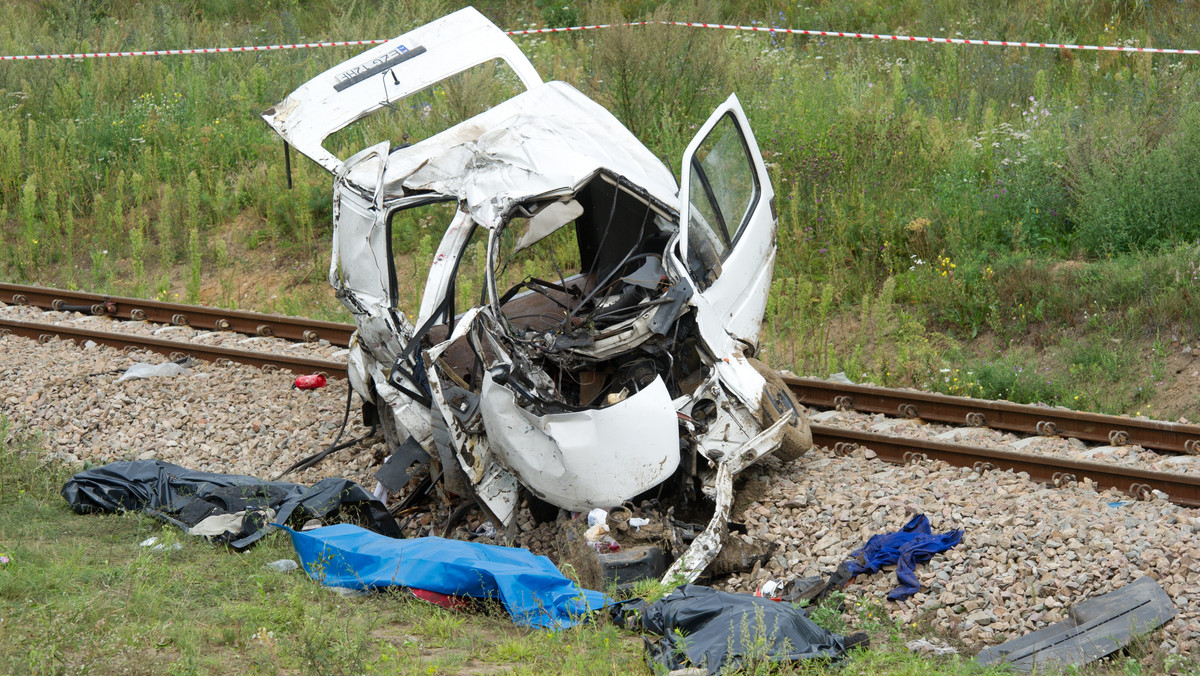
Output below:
[262,7,542,173]
[480,372,679,512]
[263,7,812,584]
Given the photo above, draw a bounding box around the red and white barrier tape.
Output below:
[0,39,390,61]
[660,21,1200,55]
[2,20,1196,61]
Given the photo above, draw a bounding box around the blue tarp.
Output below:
[843,514,963,600]
[282,523,610,629]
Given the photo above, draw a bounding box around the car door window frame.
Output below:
[683,111,761,289]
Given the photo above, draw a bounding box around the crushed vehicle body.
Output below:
[263,7,812,582]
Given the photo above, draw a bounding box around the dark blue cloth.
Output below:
[842,514,962,600]
[282,523,610,629]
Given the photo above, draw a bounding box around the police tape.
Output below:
[2,19,1197,61]
[0,39,391,61]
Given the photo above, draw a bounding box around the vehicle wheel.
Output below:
[747,357,812,463]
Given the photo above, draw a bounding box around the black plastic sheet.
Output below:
[62,460,399,549]
[612,584,862,674]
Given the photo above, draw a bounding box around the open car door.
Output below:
[262,7,542,173]
[677,95,776,354]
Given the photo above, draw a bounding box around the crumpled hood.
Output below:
[355,81,679,227]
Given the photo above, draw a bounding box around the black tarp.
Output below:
[62,460,399,549]
[612,584,863,674]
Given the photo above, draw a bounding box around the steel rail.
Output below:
[0,317,348,377]
[787,376,1200,455]
[5,312,1197,507]
[0,282,356,347]
[811,424,1200,508]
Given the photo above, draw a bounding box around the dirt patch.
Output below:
[1148,348,1200,422]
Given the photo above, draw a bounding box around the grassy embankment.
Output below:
[0,420,1048,674]
[4,1,1200,416]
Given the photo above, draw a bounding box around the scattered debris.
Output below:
[612,584,866,674]
[138,536,182,552]
[754,565,855,608]
[975,576,1176,671]
[62,460,398,549]
[905,638,958,655]
[117,361,187,382]
[841,513,963,600]
[265,559,300,572]
[292,374,327,390]
[282,523,609,629]
[262,6,810,584]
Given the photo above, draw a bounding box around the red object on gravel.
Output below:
[293,374,327,390]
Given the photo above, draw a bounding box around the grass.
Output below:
[0,418,648,674]
[5,0,1200,418]
[2,414,1190,673]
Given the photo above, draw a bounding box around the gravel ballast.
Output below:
[3,303,1197,659]
[0,306,381,486]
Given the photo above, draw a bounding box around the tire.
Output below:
[747,357,813,463]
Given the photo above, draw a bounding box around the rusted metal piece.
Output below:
[0,317,347,377]
[0,282,355,346]
[789,376,1200,455]
[832,441,857,456]
[810,424,1200,508]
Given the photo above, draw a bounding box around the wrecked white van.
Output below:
[263,7,811,581]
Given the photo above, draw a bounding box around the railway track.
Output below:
[0,282,355,346]
[786,375,1200,455]
[4,282,1200,509]
[0,316,347,376]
